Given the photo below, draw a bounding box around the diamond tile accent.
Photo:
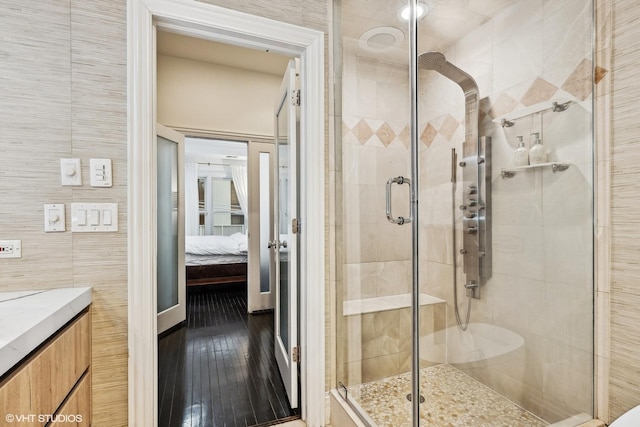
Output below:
[439,114,459,141]
[352,119,373,145]
[488,93,518,118]
[398,126,410,148]
[375,122,396,147]
[520,78,559,107]
[562,58,594,101]
[420,123,437,147]
[595,65,608,85]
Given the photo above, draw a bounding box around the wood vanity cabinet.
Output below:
[0,309,91,426]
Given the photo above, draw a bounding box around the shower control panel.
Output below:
[460,136,492,298]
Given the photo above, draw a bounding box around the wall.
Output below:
[0,0,328,426]
[0,0,128,424]
[608,0,640,422]
[157,55,284,137]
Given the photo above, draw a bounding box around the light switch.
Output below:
[77,209,87,226]
[44,204,66,232]
[71,203,118,232]
[88,209,100,226]
[103,209,112,226]
[90,158,113,187]
[60,159,82,186]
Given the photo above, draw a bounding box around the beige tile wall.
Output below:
[608,0,640,422]
[0,0,328,425]
[594,0,612,423]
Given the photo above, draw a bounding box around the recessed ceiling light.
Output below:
[358,27,405,53]
[398,3,429,21]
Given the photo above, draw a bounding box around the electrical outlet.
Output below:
[0,240,22,259]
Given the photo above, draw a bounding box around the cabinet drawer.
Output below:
[0,311,90,427]
[48,371,91,427]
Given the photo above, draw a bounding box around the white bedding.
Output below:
[185,233,248,256]
[185,253,248,266]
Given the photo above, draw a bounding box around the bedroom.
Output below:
[155,30,300,426]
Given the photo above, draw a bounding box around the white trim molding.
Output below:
[127,0,325,426]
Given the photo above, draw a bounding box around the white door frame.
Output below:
[127,1,325,426]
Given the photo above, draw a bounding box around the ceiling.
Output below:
[184,137,247,164]
[157,31,291,76]
[340,0,517,63]
[157,2,517,76]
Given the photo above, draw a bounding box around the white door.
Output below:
[247,141,276,312]
[156,124,186,335]
[273,59,299,408]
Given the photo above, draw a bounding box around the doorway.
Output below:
[128,1,325,426]
[156,36,301,424]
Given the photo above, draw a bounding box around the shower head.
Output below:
[418,51,447,70]
[418,51,478,96]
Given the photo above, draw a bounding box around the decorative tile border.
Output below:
[342,56,607,150]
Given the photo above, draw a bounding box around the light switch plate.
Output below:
[90,158,113,187]
[71,203,118,232]
[60,158,82,186]
[44,204,66,232]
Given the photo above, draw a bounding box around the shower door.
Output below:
[335,0,595,426]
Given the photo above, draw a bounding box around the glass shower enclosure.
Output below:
[334,0,595,425]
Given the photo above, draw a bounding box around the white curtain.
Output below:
[230,165,248,226]
[184,162,200,236]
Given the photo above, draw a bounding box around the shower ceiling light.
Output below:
[398,3,429,21]
[358,27,405,53]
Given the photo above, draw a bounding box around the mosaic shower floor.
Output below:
[346,364,547,427]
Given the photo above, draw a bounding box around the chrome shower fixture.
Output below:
[420,51,492,299]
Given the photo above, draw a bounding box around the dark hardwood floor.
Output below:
[158,283,298,427]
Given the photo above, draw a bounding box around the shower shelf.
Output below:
[493,100,572,127]
[500,162,570,179]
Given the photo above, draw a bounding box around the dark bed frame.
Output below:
[185,263,247,286]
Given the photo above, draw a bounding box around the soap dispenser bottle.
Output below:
[528,132,547,165]
[513,136,529,167]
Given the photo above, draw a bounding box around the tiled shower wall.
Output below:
[339,0,598,423]
[0,0,328,425]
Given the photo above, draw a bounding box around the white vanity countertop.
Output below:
[0,287,92,378]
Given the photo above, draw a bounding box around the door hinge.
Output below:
[292,89,301,106]
[292,346,300,363]
[292,218,300,234]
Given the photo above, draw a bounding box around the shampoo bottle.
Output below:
[528,132,546,165]
[513,136,529,167]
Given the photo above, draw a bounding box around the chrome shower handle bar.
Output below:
[386,176,412,225]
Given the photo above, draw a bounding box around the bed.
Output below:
[185,233,248,286]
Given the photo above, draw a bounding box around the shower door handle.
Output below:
[386,176,412,225]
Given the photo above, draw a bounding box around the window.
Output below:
[197,176,245,236]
